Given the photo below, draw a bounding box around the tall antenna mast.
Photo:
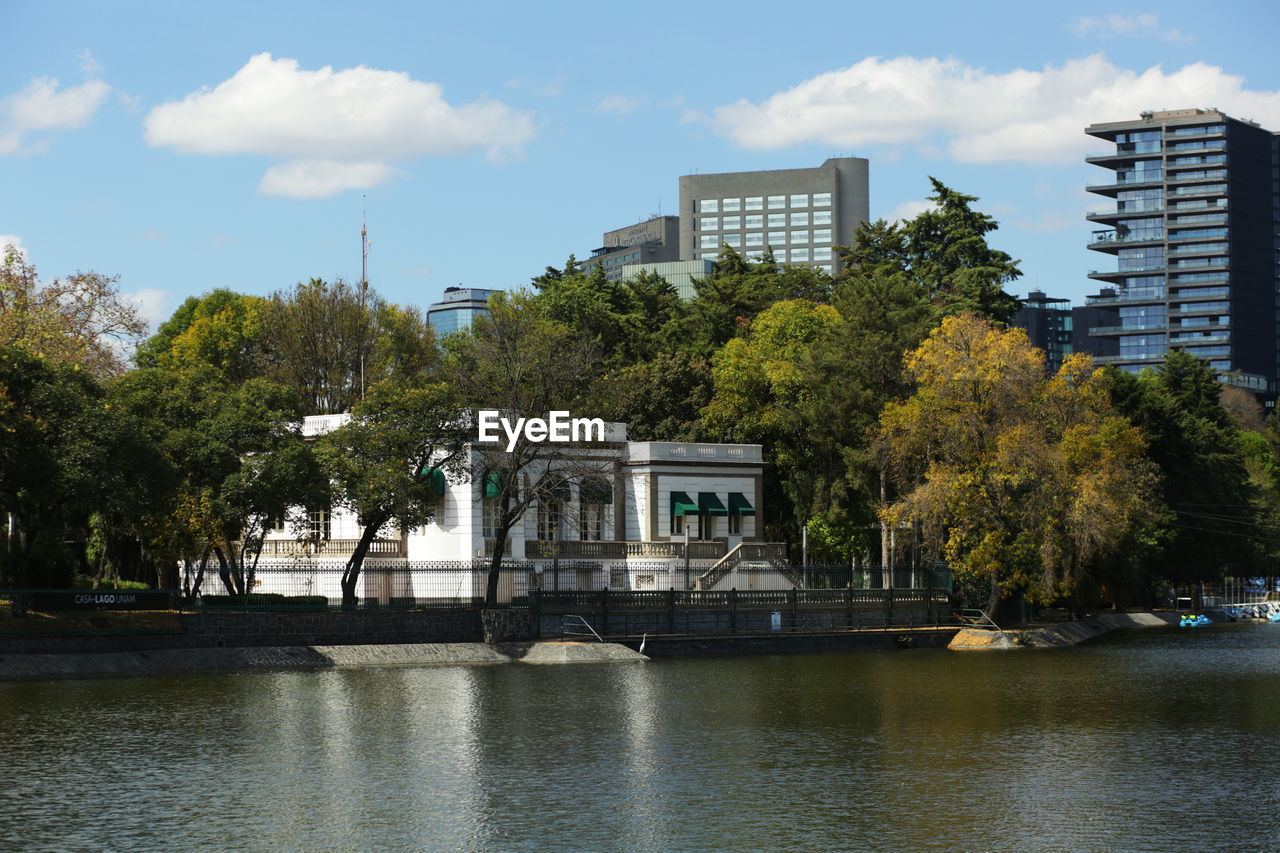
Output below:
[360,195,368,400]
[361,195,368,290]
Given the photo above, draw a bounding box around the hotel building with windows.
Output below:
[586,216,681,282]
[678,157,870,274]
[1083,108,1280,392]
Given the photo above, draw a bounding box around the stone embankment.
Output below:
[948,611,1179,650]
[0,641,647,681]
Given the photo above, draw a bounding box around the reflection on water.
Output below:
[2,624,1280,851]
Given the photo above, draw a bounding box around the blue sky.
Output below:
[4,0,1279,333]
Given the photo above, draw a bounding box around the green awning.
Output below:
[699,492,728,516]
[580,477,613,504]
[727,492,755,516]
[671,491,698,516]
[420,466,446,497]
[484,470,507,498]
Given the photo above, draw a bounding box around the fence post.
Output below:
[730,587,737,633]
[846,585,853,629]
[601,587,609,637]
[669,587,676,635]
[926,564,933,624]
[530,589,541,640]
[790,586,798,629]
[887,584,895,620]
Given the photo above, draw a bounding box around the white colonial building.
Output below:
[238,416,795,602]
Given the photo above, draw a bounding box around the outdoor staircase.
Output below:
[695,542,798,590]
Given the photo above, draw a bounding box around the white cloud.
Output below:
[1012,211,1078,233]
[258,160,402,200]
[1,68,110,155]
[144,53,537,195]
[704,55,1280,165]
[78,49,104,76]
[0,234,25,259]
[506,78,562,97]
[124,288,171,331]
[1067,13,1189,42]
[132,229,168,244]
[595,94,648,116]
[882,200,935,223]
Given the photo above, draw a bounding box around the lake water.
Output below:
[2,623,1279,851]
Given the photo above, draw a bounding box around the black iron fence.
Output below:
[531,586,954,639]
[179,560,952,603]
[2,561,952,616]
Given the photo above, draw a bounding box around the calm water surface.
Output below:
[2,624,1279,852]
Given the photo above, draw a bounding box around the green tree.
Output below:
[805,220,938,563]
[111,365,321,597]
[0,347,159,587]
[703,299,842,539]
[445,291,604,604]
[588,351,712,442]
[1100,352,1263,594]
[318,379,468,606]
[259,278,434,415]
[688,247,832,356]
[901,178,1021,323]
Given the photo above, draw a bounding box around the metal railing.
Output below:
[955,608,1001,631]
[560,614,603,642]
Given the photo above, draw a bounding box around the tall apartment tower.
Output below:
[679,157,869,274]
[1084,108,1280,392]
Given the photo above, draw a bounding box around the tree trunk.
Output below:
[341,519,383,608]
[879,468,890,590]
[986,571,1002,621]
[213,545,245,596]
[485,494,515,607]
[485,528,508,606]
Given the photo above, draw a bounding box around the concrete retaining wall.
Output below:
[0,641,646,681]
[635,627,959,656]
[949,611,1179,650]
[0,609,521,656]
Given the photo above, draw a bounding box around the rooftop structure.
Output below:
[586,216,680,281]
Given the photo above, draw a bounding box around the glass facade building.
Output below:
[426,287,499,337]
[1013,290,1073,374]
[1084,109,1280,392]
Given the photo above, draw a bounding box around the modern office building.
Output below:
[426,287,499,336]
[1013,290,1074,373]
[586,216,680,281]
[620,259,715,301]
[678,157,870,274]
[1083,108,1279,392]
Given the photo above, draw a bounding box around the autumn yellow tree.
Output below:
[0,246,146,377]
[874,313,1157,615]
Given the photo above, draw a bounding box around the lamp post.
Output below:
[802,522,808,589]
[684,523,690,590]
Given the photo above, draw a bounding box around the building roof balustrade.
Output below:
[627,442,763,464]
